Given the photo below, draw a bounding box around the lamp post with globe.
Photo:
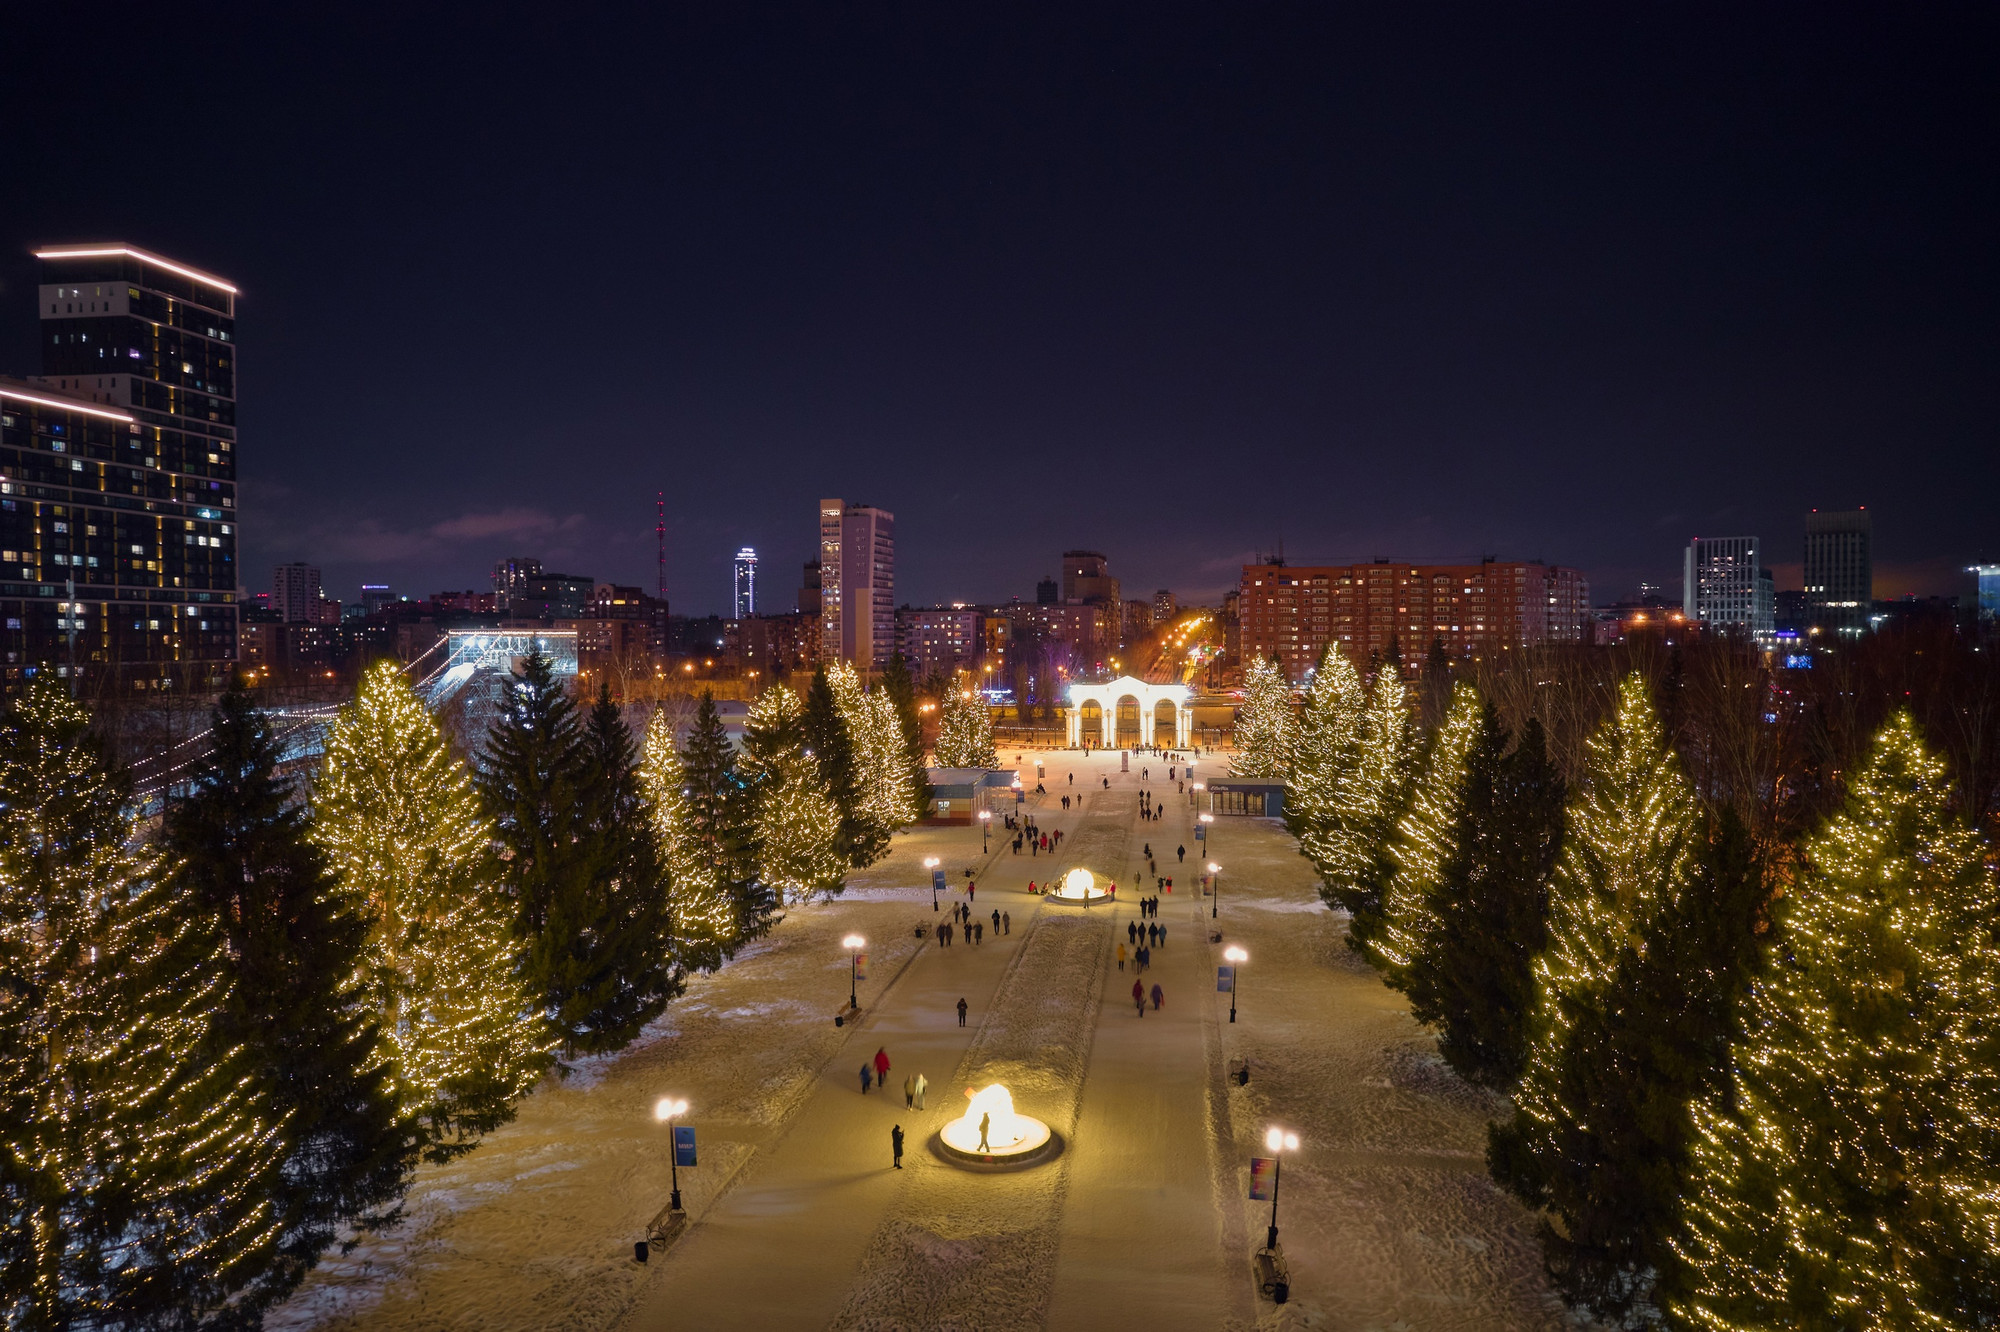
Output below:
[1223,945,1246,1023]
[842,934,865,1010]
[655,1096,689,1212]
[1264,1126,1299,1251]
[924,856,941,911]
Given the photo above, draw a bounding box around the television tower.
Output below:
[655,492,667,601]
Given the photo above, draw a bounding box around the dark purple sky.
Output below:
[5,5,1995,615]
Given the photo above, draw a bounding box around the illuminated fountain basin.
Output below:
[1044,866,1111,906]
[934,1084,1062,1170]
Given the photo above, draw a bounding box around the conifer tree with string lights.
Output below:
[549,683,679,1053]
[1285,642,1365,846]
[640,707,738,974]
[313,661,552,1164]
[0,683,291,1324]
[1338,663,1415,951]
[880,653,933,814]
[864,688,924,827]
[1669,713,2000,1330]
[933,685,999,769]
[1408,704,1564,1089]
[741,684,847,904]
[1231,654,1295,779]
[802,665,887,867]
[1375,680,1481,978]
[163,677,417,1307]
[678,690,774,941]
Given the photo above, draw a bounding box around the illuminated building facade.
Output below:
[1239,558,1591,680]
[1804,508,1872,637]
[0,243,242,691]
[896,604,982,681]
[1682,535,1773,640]
[818,498,894,672]
[733,546,758,618]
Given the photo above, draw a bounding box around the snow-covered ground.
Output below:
[274,746,1571,1330]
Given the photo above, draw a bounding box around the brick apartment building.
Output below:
[1240,559,1591,679]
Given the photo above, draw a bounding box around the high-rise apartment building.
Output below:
[273,562,323,624]
[1971,565,2000,624]
[492,556,543,603]
[0,243,243,690]
[1153,589,1178,621]
[896,604,983,681]
[1061,550,1120,607]
[1804,509,1872,637]
[1683,536,1773,640]
[1240,559,1591,680]
[818,498,894,672]
[733,546,758,619]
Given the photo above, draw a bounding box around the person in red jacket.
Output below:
[873,1047,891,1087]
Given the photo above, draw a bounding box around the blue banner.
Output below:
[1217,965,1235,992]
[673,1126,697,1167]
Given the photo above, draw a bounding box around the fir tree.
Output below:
[314,661,553,1163]
[1340,664,1415,954]
[550,684,679,1054]
[1493,806,1769,1321]
[0,683,289,1324]
[880,654,933,815]
[162,679,417,1306]
[741,685,846,904]
[1489,674,1709,1313]
[934,687,999,768]
[1286,641,1365,864]
[802,666,887,867]
[1406,706,1565,1089]
[639,708,737,973]
[1670,713,2000,1330]
[1231,655,1294,778]
[1376,681,1482,977]
[680,691,774,940]
[863,688,924,829]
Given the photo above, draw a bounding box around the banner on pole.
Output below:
[1216,965,1235,992]
[1195,824,1205,840]
[673,1126,697,1167]
[932,869,946,893]
[854,953,868,981]
[1249,1156,1276,1200]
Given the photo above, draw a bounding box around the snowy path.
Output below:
[274,746,1570,1331]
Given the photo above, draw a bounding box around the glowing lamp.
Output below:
[1265,1127,1299,1152]
[655,1096,688,1121]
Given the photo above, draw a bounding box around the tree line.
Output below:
[1,653,929,1327]
[1239,624,2000,1328]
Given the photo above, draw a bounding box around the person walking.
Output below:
[892,1124,905,1169]
[991,908,1001,935]
[978,1111,992,1152]
[903,1074,914,1108]
[957,997,968,1027]
[1177,844,1185,863]
[1002,910,1011,935]
[914,1072,928,1109]
[1128,920,1138,946]
[874,1047,891,1088]
[968,882,976,904]
[1132,977,1145,1016]
[1117,942,1127,971]
[1151,982,1164,1011]
[860,1064,873,1094]
[1158,923,1167,947]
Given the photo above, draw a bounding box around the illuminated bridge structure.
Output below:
[131,629,577,805]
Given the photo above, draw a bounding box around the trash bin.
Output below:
[634,1240,649,1263]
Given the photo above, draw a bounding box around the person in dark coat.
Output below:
[892,1124,905,1169]
[1002,911,1010,934]
[1151,982,1164,1011]
[957,997,968,1026]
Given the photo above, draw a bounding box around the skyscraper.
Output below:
[1061,550,1120,607]
[1804,509,1872,637]
[818,498,894,672]
[273,562,323,624]
[733,546,758,619]
[1683,536,1773,640]
[4,243,242,691]
[1971,565,2000,624]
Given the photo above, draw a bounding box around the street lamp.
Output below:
[1223,945,1246,1023]
[655,1096,689,1212]
[1199,812,1216,916]
[924,856,941,911]
[1263,1126,1300,1251]
[1191,779,1205,809]
[842,934,865,1010]
[979,809,992,853]
[1209,860,1223,919]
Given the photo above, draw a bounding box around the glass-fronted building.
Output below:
[0,243,241,692]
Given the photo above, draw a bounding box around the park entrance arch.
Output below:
[1065,676,1192,748]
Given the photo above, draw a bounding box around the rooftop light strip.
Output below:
[34,246,239,294]
[0,387,135,422]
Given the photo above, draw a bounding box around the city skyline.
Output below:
[5,8,1994,618]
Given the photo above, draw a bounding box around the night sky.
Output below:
[6,5,1995,616]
